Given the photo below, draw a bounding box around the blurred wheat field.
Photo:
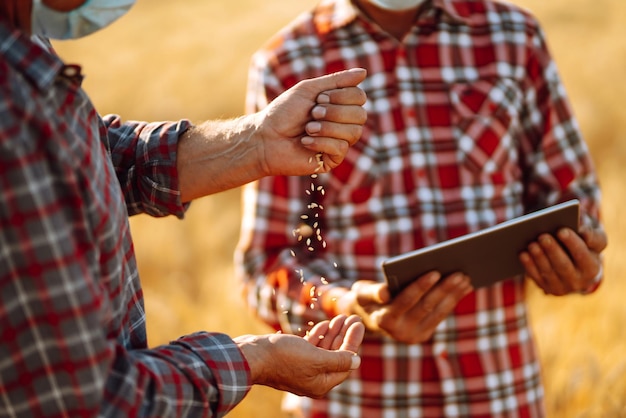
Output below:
[52,0,626,417]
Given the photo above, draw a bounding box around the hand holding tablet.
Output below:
[382,200,580,297]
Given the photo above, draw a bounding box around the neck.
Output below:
[355,0,421,41]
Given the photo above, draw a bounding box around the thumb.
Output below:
[300,68,367,92]
[322,350,361,372]
[353,280,388,305]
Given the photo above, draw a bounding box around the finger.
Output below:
[353,280,387,305]
[299,137,350,171]
[578,225,608,254]
[311,103,367,127]
[305,119,364,145]
[337,315,365,353]
[324,315,352,351]
[376,283,391,305]
[300,68,367,93]
[557,229,603,288]
[324,350,361,374]
[389,271,441,317]
[406,273,472,324]
[527,238,567,294]
[537,233,577,280]
[316,314,348,350]
[317,86,367,106]
[519,251,550,291]
[305,320,331,346]
[556,228,597,274]
[288,350,355,398]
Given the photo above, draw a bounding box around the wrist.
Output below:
[233,334,268,385]
[243,112,270,177]
[177,116,264,199]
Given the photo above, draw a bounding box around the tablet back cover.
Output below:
[382,200,580,297]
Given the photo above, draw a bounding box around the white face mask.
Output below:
[369,0,425,11]
[31,0,136,40]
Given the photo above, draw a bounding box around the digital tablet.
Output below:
[382,200,580,297]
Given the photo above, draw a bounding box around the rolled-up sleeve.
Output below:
[103,114,193,218]
[107,332,253,418]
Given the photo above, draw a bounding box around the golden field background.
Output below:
[52,0,626,416]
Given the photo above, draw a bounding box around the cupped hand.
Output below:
[520,225,607,295]
[234,314,364,398]
[256,68,367,176]
[304,313,365,353]
[342,273,472,344]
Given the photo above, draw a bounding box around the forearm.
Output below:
[105,113,266,208]
[177,115,267,202]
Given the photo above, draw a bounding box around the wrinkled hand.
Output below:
[234,314,364,398]
[255,68,367,176]
[520,225,607,295]
[340,273,472,344]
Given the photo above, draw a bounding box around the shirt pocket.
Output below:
[450,78,523,177]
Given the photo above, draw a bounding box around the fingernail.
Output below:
[350,354,361,370]
[428,271,442,284]
[301,136,315,145]
[539,235,552,245]
[312,105,326,119]
[307,121,322,134]
[317,94,330,104]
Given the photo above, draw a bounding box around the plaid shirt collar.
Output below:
[0,18,64,92]
[312,0,472,35]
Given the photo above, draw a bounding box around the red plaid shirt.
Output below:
[0,21,250,418]
[236,0,602,416]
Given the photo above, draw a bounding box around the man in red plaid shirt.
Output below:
[0,1,371,417]
[236,0,607,416]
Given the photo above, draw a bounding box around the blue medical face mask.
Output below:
[31,0,136,39]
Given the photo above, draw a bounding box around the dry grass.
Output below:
[52,0,626,416]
